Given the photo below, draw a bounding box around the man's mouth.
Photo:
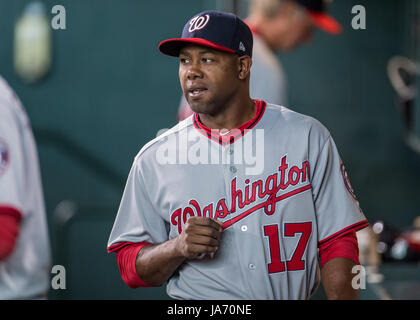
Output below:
[188,87,208,99]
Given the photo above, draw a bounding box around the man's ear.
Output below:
[238,56,252,80]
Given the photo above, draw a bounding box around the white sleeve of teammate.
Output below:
[107,158,168,252]
[0,103,24,215]
[249,53,288,107]
[311,135,369,248]
[250,70,287,107]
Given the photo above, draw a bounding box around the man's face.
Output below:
[179,45,240,115]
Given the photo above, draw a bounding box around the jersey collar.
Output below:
[192,99,266,146]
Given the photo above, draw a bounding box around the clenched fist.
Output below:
[175,217,224,259]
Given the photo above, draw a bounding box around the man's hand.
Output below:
[135,217,224,286]
[175,217,224,259]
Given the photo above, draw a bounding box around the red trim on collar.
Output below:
[193,99,266,146]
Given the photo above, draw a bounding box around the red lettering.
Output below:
[183,207,195,224]
[285,222,312,271]
[264,225,286,273]
[189,199,202,217]
[264,222,312,273]
[243,179,252,206]
[170,156,312,235]
[301,161,309,182]
[264,173,278,197]
[230,178,244,214]
[279,156,289,189]
[288,166,301,186]
[252,179,265,200]
[171,208,182,234]
[215,198,229,219]
[264,193,277,215]
[202,203,213,219]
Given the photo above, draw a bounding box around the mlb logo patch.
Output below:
[0,138,9,176]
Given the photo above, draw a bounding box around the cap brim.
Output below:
[308,12,342,35]
[158,38,236,57]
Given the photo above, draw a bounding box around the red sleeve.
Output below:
[111,242,156,288]
[318,231,360,268]
[0,206,22,261]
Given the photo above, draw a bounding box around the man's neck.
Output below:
[197,97,256,130]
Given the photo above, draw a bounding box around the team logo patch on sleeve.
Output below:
[0,138,10,176]
[340,162,357,200]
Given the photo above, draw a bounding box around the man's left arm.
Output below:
[319,231,361,300]
[321,257,359,300]
[309,134,368,299]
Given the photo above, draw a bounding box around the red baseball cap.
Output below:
[296,0,342,35]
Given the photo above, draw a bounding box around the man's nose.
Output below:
[187,62,204,80]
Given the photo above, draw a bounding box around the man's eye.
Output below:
[180,58,190,63]
[202,58,213,63]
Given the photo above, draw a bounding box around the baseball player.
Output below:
[108,11,368,300]
[177,0,342,121]
[0,75,51,299]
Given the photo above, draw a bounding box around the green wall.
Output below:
[0,0,419,299]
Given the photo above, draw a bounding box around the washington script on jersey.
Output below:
[170,155,311,233]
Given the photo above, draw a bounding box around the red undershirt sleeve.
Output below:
[318,231,360,269]
[0,206,22,261]
[113,242,155,288]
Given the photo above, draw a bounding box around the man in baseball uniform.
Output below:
[177,0,342,121]
[0,75,51,299]
[108,11,368,299]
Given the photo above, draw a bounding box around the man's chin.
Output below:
[188,100,209,114]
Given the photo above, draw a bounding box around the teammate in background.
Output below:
[177,0,342,121]
[108,11,368,300]
[0,76,51,299]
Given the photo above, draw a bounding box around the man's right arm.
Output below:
[135,217,223,286]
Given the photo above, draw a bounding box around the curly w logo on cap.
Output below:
[188,14,210,33]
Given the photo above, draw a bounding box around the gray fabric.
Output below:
[108,103,367,299]
[0,76,51,299]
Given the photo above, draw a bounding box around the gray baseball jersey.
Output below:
[108,100,368,299]
[0,76,51,299]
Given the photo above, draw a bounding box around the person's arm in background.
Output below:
[0,81,24,263]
